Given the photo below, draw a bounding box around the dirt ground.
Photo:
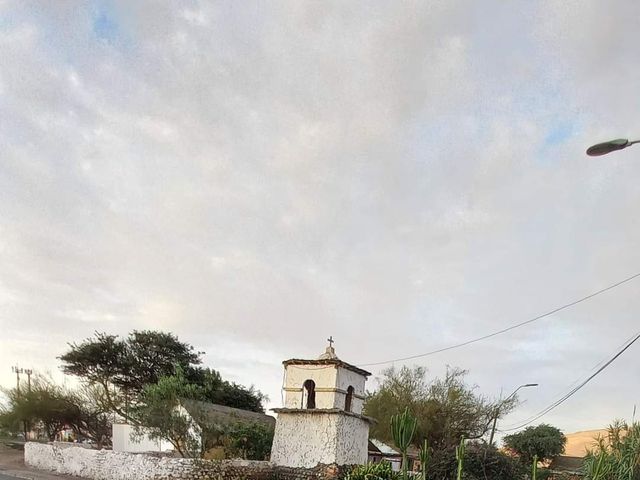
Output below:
[0,442,78,479]
[0,443,25,470]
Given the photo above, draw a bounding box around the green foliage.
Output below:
[132,366,206,457]
[426,443,525,480]
[583,421,640,480]
[60,331,200,396]
[503,424,566,465]
[391,407,417,478]
[59,330,266,418]
[345,461,398,480]
[191,368,267,413]
[0,375,112,446]
[365,366,515,450]
[223,422,274,460]
[532,454,538,480]
[133,368,271,458]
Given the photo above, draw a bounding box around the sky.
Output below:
[2,0,640,439]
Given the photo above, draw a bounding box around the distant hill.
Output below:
[563,429,608,457]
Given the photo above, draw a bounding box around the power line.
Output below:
[500,330,640,432]
[357,271,640,367]
[498,330,640,429]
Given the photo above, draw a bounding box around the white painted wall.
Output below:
[25,442,272,480]
[270,412,369,468]
[333,413,369,465]
[284,365,338,409]
[335,367,366,414]
[112,424,174,453]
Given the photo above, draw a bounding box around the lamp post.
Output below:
[586,138,640,156]
[488,383,538,447]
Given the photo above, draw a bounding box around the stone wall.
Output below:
[25,443,349,480]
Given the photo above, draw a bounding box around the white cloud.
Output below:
[1,0,640,435]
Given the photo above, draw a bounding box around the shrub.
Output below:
[345,461,399,480]
[428,443,525,480]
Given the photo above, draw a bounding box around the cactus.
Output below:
[419,438,430,480]
[531,454,538,480]
[391,408,417,479]
[455,437,465,480]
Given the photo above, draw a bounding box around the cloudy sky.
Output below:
[2,0,640,437]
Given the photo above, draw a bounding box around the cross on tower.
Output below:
[327,336,334,348]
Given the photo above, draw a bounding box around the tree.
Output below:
[59,330,266,417]
[132,366,207,458]
[0,375,113,446]
[59,331,201,416]
[503,424,566,465]
[191,368,267,413]
[365,366,516,450]
[1,375,81,441]
[223,422,274,460]
[72,385,113,448]
[428,443,525,480]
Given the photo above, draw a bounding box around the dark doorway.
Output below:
[303,379,316,409]
[345,385,354,412]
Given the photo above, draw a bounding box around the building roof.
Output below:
[549,455,585,473]
[181,399,276,429]
[282,358,372,377]
[369,439,400,456]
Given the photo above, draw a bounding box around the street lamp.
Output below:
[488,383,538,447]
[586,138,640,156]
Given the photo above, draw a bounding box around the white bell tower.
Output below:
[270,338,373,468]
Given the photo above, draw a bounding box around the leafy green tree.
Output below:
[365,366,515,450]
[191,368,267,413]
[223,422,274,460]
[503,424,566,465]
[59,331,265,417]
[1,376,80,441]
[0,375,113,446]
[132,366,207,458]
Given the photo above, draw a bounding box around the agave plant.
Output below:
[391,407,417,479]
[583,421,640,480]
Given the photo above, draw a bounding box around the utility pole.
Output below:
[488,383,538,447]
[11,366,23,395]
[25,368,33,393]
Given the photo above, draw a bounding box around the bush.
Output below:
[428,443,525,480]
[345,461,398,480]
[222,422,274,460]
[503,424,566,465]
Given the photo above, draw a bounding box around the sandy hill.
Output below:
[564,429,608,457]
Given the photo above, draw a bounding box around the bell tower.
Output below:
[270,339,373,468]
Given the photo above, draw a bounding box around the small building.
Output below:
[368,439,402,471]
[270,340,374,468]
[112,400,275,454]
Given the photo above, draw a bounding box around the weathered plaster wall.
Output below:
[335,368,366,413]
[284,365,338,409]
[25,443,346,480]
[333,414,369,465]
[270,412,369,468]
